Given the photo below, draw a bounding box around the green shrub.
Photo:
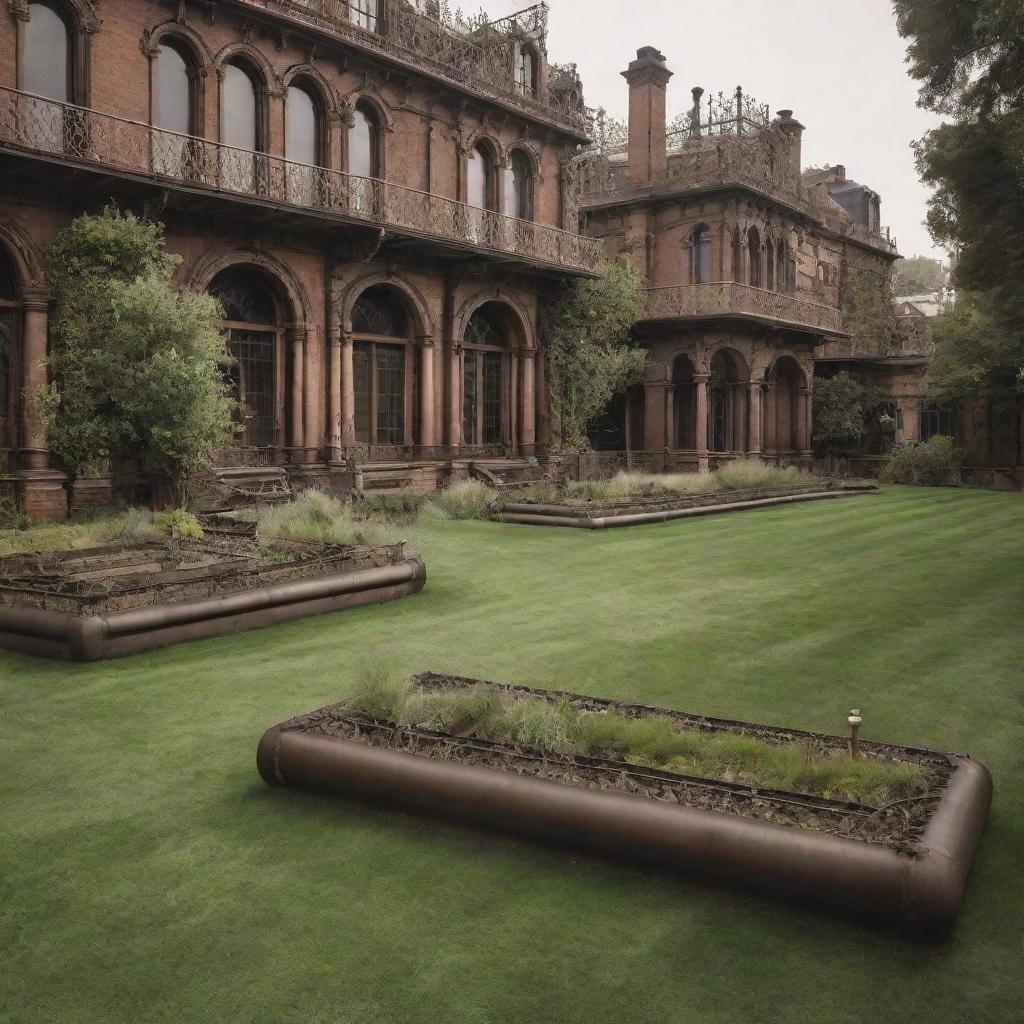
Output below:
[715,459,818,491]
[252,491,385,546]
[0,497,31,532]
[431,481,498,520]
[879,436,962,486]
[155,508,204,540]
[359,491,425,525]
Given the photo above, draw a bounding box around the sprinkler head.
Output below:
[848,709,862,727]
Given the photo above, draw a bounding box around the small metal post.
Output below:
[848,708,862,760]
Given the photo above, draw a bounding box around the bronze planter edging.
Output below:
[500,485,878,529]
[258,686,990,935]
[0,553,426,661]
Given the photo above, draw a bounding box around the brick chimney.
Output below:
[622,46,673,185]
[775,109,805,182]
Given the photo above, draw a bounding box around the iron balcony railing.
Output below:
[644,282,845,335]
[0,87,602,275]
[233,0,589,136]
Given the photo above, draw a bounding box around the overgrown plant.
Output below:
[841,268,895,355]
[342,672,926,806]
[879,436,962,486]
[39,208,234,503]
[812,372,886,461]
[540,259,647,451]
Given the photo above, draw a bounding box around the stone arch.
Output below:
[143,20,214,69]
[0,221,45,291]
[750,346,809,384]
[339,271,433,339]
[283,63,340,115]
[340,87,395,133]
[463,128,506,164]
[705,344,750,382]
[182,247,312,326]
[506,141,541,179]
[453,289,534,351]
[211,41,279,90]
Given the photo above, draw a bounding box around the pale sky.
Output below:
[488,0,945,260]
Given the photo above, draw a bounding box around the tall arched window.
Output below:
[467,142,495,210]
[209,267,283,449]
[348,103,380,179]
[285,84,320,166]
[22,1,70,102]
[777,238,789,293]
[463,304,508,446]
[672,354,697,450]
[731,230,742,282]
[222,62,260,151]
[765,236,775,291]
[0,248,20,458]
[515,44,537,97]
[690,224,712,284]
[503,150,533,220]
[352,286,414,447]
[709,350,748,453]
[155,42,195,134]
[747,227,761,288]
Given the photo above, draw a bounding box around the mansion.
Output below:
[0,0,598,517]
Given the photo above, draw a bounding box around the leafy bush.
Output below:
[431,481,497,520]
[879,436,962,485]
[155,508,204,540]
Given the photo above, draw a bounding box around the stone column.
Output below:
[664,384,675,451]
[764,384,777,455]
[447,341,462,453]
[520,349,536,455]
[19,291,50,470]
[340,333,355,447]
[747,381,763,455]
[509,354,518,454]
[289,326,306,455]
[302,323,319,463]
[798,386,812,457]
[327,321,342,461]
[695,372,710,472]
[643,381,666,468]
[419,339,435,452]
[740,240,750,286]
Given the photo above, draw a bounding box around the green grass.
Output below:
[344,673,926,805]
[1,486,1022,1024]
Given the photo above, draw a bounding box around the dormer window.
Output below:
[515,43,537,97]
[349,0,380,33]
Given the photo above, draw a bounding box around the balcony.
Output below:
[0,88,602,276]
[643,282,846,336]
[231,0,590,138]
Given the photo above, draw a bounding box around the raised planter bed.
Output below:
[500,481,878,528]
[258,672,991,934]
[0,536,425,661]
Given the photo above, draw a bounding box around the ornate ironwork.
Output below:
[0,88,602,274]
[643,282,844,334]
[234,0,587,134]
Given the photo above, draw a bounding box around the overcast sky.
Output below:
[488,0,946,260]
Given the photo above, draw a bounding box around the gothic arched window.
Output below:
[222,62,262,151]
[503,150,533,220]
[155,41,195,134]
[349,103,380,179]
[463,304,508,446]
[747,227,761,288]
[516,44,537,97]
[285,83,321,166]
[690,224,712,284]
[467,142,496,211]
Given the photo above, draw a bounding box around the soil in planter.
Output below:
[292,672,956,850]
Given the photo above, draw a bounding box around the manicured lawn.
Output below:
[1,486,1021,1024]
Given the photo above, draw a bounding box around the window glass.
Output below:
[156,44,192,134]
[352,287,408,337]
[503,151,532,219]
[286,85,318,165]
[516,47,535,95]
[24,2,69,102]
[691,226,712,283]
[467,144,490,210]
[349,105,377,178]
[223,64,257,150]
[349,0,379,32]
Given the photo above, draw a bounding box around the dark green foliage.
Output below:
[358,491,426,525]
[879,435,962,485]
[812,372,886,454]
[893,255,946,295]
[540,259,647,451]
[40,208,234,494]
[895,0,1024,395]
[842,269,894,354]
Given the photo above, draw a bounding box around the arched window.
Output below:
[352,286,414,447]
[0,247,20,456]
[765,237,775,291]
[222,62,261,151]
[731,231,742,282]
[155,41,195,134]
[708,350,748,453]
[285,84,320,166]
[503,149,533,220]
[348,102,380,179]
[777,238,790,293]
[23,1,71,102]
[467,142,495,211]
[690,224,712,284]
[463,304,508,446]
[747,227,761,288]
[209,267,283,449]
[765,356,806,454]
[515,44,537,97]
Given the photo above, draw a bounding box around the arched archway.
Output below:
[208,266,293,451]
[708,348,750,453]
[672,353,697,450]
[461,301,519,448]
[763,354,808,458]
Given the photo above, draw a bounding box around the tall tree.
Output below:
[895,0,1024,394]
[40,208,235,501]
